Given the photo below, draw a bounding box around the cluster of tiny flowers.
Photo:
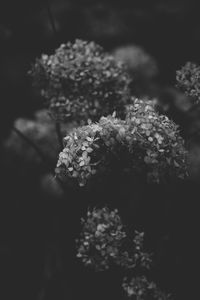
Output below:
[176,62,200,104]
[56,98,188,186]
[129,231,152,270]
[125,98,188,183]
[4,110,73,164]
[30,39,131,123]
[122,276,173,300]
[76,207,126,271]
[55,114,128,186]
[113,45,158,79]
[76,207,151,271]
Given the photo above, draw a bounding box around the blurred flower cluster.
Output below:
[76,207,151,271]
[113,45,158,97]
[56,98,188,186]
[30,39,131,123]
[176,62,200,104]
[4,109,73,165]
[113,45,158,80]
[122,276,173,300]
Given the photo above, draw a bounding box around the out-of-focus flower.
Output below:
[113,45,158,80]
[30,39,131,123]
[56,98,188,186]
[158,87,192,113]
[176,62,200,104]
[122,276,173,300]
[4,109,75,165]
[76,207,151,271]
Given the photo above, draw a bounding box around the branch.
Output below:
[12,126,54,171]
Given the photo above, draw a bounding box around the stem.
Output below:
[37,243,62,300]
[12,126,54,171]
[44,0,58,38]
[13,127,68,300]
[55,122,63,151]
[44,1,63,150]
[39,3,69,299]
[12,126,67,192]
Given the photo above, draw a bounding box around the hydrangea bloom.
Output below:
[56,98,188,186]
[125,98,188,183]
[122,276,173,300]
[176,62,200,104]
[76,207,151,271]
[30,39,131,123]
[56,114,127,186]
[129,231,152,270]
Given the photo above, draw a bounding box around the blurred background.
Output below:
[0,0,200,299]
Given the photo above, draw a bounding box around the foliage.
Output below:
[56,98,188,186]
[30,39,131,123]
[76,207,152,271]
[176,62,200,104]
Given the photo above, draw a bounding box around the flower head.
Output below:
[56,98,188,186]
[76,207,151,271]
[125,98,188,183]
[76,207,127,271]
[30,39,131,123]
[55,114,127,186]
[122,276,173,300]
[176,62,200,104]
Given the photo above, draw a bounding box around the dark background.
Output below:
[0,1,200,299]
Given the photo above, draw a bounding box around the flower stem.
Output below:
[44,0,58,39]
[55,122,63,151]
[12,126,54,171]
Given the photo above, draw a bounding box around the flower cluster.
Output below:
[76,207,126,271]
[77,207,171,298]
[122,276,173,300]
[176,62,200,104]
[4,110,74,165]
[76,207,151,271]
[125,98,188,183]
[56,98,188,186]
[56,114,127,186]
[130,231,152,270]
[30,39,131,123]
